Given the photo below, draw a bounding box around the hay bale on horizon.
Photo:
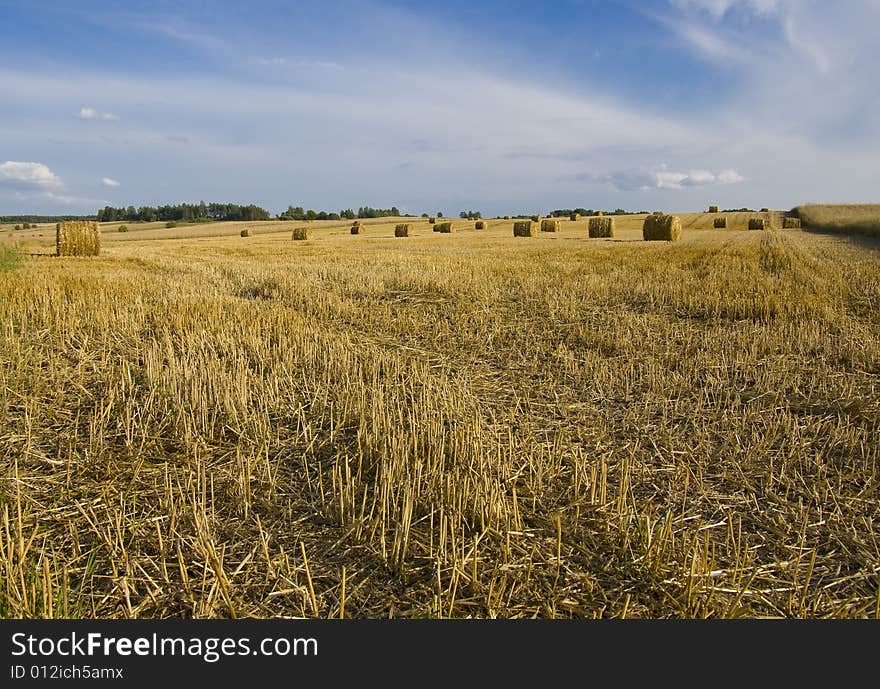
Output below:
[760,208,770,213]
[395,223,410,237]
[588,216,614,238]
[436,221,454,233]
[503,215,510,220]
[475,220,486,229]
[570,213,580,222]
[513,221,537,237]
[643,214,682,241]
[240,229,251,237]
[749,218,768,231]
[428,217,436,224]
[596,211,604,217]
[783,217,801,229]
[530,214,542,223]
[56,221,100,256]
[292,227,311,240]
[709,205,719,213]
[540,219,561,233]
[714,217,727,229]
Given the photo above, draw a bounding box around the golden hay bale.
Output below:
[475,220,486,229]
[240,229,251,237]
[596,211,604,217]
[503,215,510,220]
[530,214,542,223]
[760,208,770,213]
[709,205,719,213]
[569,213,580,222]
[588,216,615,238]
[436,221,454,233]
[292,227,311,240]
[540,219,561,232]
[56,221,100,256]
[783,217,801,229]
[428,217,436,224]
[395,223,410,237]
[714,217,727,229]
[643,214,682,241]
[513,221,537,237]
[749,218,768,231]
[351,225,363,235]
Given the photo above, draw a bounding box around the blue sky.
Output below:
[1,0,878,216]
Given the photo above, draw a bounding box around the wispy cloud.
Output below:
[101,177,121,187]
[579,166,745,192]
[77,107,119,121]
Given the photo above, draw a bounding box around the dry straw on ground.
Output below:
[394,224,410,237]
[589,216,615,238]
[292,227,312,240]
[749,219,768,231]
[513,221,537,237]
[540,219,561,233]
[643,214,682,241]
[783,217,801,229]
[709,206,719,213]
[714,218,727,229]
[436,222,454,234]
[56,221,100,257]
[475,221,486,230]
[240,229,251,237]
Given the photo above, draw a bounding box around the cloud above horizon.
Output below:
[77,107,119,121]
[101,177,120,187]
[0,161,62,190]
[583,167,745,192]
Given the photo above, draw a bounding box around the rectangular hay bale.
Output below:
[588,216,615,238]
[513,221,537,237]
[56,221,100,256]
[351,225,363,234]
[240,229,251,237]
[709,206,719,213]
[395,223,410,237]
[540,219,561,232]
[714,217,727,229]
[475,221,486,230]
[292,227,312,240]
[643,214,682,241]
[748,218,768,231]
[570,213,580,222]
[783,217,801,229]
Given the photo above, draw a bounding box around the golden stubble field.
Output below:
[1,216,879,618]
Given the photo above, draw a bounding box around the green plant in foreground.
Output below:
[0,244,22,272]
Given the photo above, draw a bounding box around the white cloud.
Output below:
[101,177,121,187]
[0,161,62,189]
[670,0,780,20]
[586,166,746,192]
[77,107,119,121]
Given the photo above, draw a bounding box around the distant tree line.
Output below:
[2,215,96,223]
[459,210,482,219]
[96,202,271,223]
[548,208,650,217]
[279,205,411,221]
